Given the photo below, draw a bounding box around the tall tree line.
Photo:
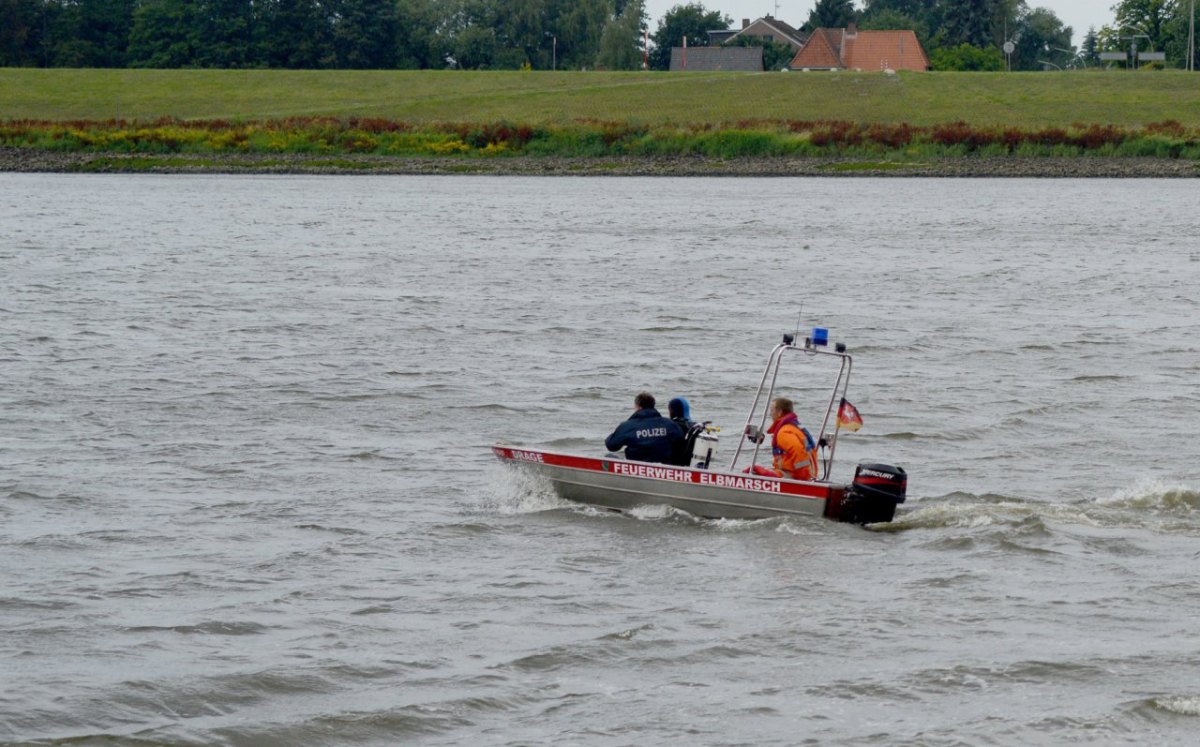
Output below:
[857,0,1065,59]
[0,0,648,69]
[5,0,1191,72]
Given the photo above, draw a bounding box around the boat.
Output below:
[493,328,907,524]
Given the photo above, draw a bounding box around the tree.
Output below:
[1011,7,1072,70]
[929,42,1004,70]
[859,9,929,44]
[1094,23,1126,64]
[988,0,1026,47]
[1160,3,1194,68]
[596,0,644,69]
[126,0,264,68]
[1111,1,1187,67]
[805,0,858,30]
[861,0,937,49]
[190,0,256,68]
[453,24,498,68]
[490,0,546,68]
[547,0,611,70]
[46,0,137,67]
[1080,25,1099,65]
[259,0,334,69]
[329,0,397,68]
[395,0,454,69]
[439,0,614,71]
[648,2,730,70]
[127,0,196,67]
[1112,0,1176,43]
[0,0,42,66]
[862,0,935,17]
[939,0,999,47]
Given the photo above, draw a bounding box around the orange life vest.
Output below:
[771,420,819,481]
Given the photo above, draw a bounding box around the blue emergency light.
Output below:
[812,327,829,347]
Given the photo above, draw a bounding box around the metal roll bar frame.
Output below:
[728,337,853,481]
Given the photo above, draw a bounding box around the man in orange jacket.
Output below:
[745,397,819,481]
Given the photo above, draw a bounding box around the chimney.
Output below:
[847,21,857,37]
[742,18,749,29]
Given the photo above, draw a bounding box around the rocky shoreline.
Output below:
[3,148,1199,177]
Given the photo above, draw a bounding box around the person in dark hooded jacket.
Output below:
[666,397,699,467]
[604,392,682,463]
[668,397,695,434]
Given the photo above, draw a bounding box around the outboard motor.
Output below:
[829,463,907,524]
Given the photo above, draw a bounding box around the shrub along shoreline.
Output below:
[3,117,1200,176]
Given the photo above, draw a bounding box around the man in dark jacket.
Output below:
[604,392,683,463]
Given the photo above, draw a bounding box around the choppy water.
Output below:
[2,173,1199,746]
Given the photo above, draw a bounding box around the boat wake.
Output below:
[479,464,570,515]
[1148,695,1200,717]
[1096,478,1200,512]
[623,504,792,532]
[877,480,1200,535]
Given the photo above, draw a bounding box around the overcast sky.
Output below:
[642,1,1114,47]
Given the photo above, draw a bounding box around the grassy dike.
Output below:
[3,68,1200,176]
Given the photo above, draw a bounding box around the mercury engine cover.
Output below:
[828,463,908,524]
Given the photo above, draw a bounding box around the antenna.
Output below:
[794,305,803,343]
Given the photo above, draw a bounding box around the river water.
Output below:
[1,173,1198,746]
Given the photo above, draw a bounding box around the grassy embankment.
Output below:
[3,68,1200,172]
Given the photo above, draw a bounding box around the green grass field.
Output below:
[3,68,1199,127]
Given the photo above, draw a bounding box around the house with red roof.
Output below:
[788,23,930,72]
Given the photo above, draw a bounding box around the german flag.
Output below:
[837,398,863,432]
